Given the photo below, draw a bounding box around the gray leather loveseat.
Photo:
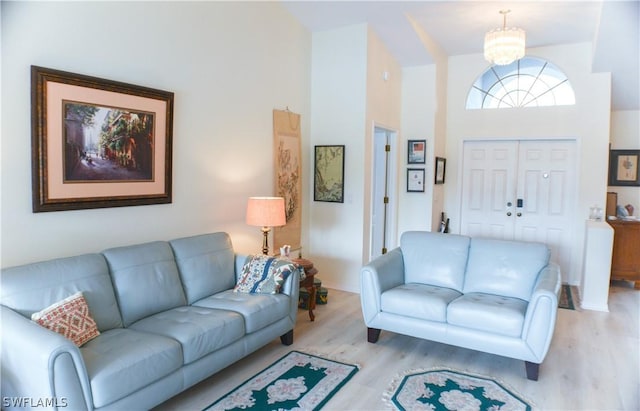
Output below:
[360,231,560,380]
[1,232,299,410]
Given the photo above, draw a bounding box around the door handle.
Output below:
[507,212,512,216]
[517,212,522,217]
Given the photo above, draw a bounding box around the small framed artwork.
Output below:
[31,66,174,212]
[435,157,446,185]
[314,145,345,202]
[609,149,640,186]
[407,168,425,192]
[408,139,426,164]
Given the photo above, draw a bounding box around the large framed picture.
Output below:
[407,168,425,192]
[31,66,174,212]
[408,139,426,164]
[609,149,640,186]
[314,145,345,202]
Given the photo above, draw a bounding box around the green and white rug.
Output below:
[203,351,358,411]
[387,369,532,411]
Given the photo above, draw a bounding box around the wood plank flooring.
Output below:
[154,281,639,410]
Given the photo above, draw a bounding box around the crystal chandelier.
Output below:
[484,10,526,66]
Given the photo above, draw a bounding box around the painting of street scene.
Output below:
[63,101,154,182]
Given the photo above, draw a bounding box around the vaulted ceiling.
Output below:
[282,1,639,111]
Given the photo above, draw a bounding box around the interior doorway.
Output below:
[370,126,398,260]
[460,139,578,282]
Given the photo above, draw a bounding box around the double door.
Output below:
[460,140,577,281]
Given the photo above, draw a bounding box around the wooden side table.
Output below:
[292,258,318,321]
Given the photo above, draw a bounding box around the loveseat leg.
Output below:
[525,361,539,381]
[367,327,381,343]
[280,330,294,346]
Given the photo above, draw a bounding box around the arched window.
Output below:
[466,57,575,109]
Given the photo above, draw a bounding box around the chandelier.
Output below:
[484,10,526,66]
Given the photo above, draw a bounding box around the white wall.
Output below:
[1,1,311,267]
[609,110,640,211]
[309,24,402,293]
[445,43,612,285]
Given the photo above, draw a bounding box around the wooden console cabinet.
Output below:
[608,219,640,289]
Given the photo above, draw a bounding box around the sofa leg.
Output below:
[280,330,294,346]
[525,361,539,381]
[367,327,381,343]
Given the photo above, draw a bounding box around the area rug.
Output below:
[203,351,358,411]
[559,284,575,310]
[386,369,532,411]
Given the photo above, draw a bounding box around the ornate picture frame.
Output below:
[31,66,174,212]
[314,145,345,203]
[608,149,640,186]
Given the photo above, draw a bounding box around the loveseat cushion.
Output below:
[103,241,187,327]
[81,328,182,408]
[401,231,470,292]
[463,238,550,301]
[129,306,245,364]
[193,290,290,333]
[0,253,123,331]
[447,293,527,337]
[169,233,236,304]
[381,283,462,322]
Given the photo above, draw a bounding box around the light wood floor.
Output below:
[155,281,639,410]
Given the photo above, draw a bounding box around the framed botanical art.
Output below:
[609,149,640,186]
[407,168,425,192]
[314,145,345,202]
[408,139,426,164]
[31,66,174,212]
[435,157,446,185]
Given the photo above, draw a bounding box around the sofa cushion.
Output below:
[381,283,462,322]
[463,238,550,301]
[81,328,182,408]
[234,255,295,294]
[447,293,527,337]
[0,253,123,331]
[102,241,186,327]
[400,231,470,292]
[193,290,290,333]
[169,233,236,304]
[129,306,245,364]
[31,291,100,347]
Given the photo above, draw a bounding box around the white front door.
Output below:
[461,140,577,281]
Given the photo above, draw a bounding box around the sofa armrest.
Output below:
[1,305,92,410]
[521,263,561,362]
[360,247,405,324]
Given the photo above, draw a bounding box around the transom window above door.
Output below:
[466,57,576,109]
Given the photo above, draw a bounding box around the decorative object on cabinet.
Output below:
[435,156,446,184]
[407,168,425,192]
[606,192,618,218]
[314,145,345,203]
[407,139,426,164]
[608,149,640,186]
[31,66,174,212]
[246,197,286,255]
[608,219,640,289]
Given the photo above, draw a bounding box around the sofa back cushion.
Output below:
[0,254,123,331]
[400,231,470,292]
[463,237,550,301]
[169,232,236,304]
[103,241,186,327]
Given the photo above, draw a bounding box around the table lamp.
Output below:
[246,196,286,255]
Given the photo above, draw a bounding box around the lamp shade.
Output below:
[246,197,286,227]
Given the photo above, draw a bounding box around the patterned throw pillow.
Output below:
[234,255,297,294]
[31,291,100,347]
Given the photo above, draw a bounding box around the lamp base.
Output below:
[261,226,271,255]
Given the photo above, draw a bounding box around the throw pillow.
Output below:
[31,291,100,347]
[234,255,296,294]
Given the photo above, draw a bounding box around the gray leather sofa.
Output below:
[1,232,299,410]
[360,231,560,380]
